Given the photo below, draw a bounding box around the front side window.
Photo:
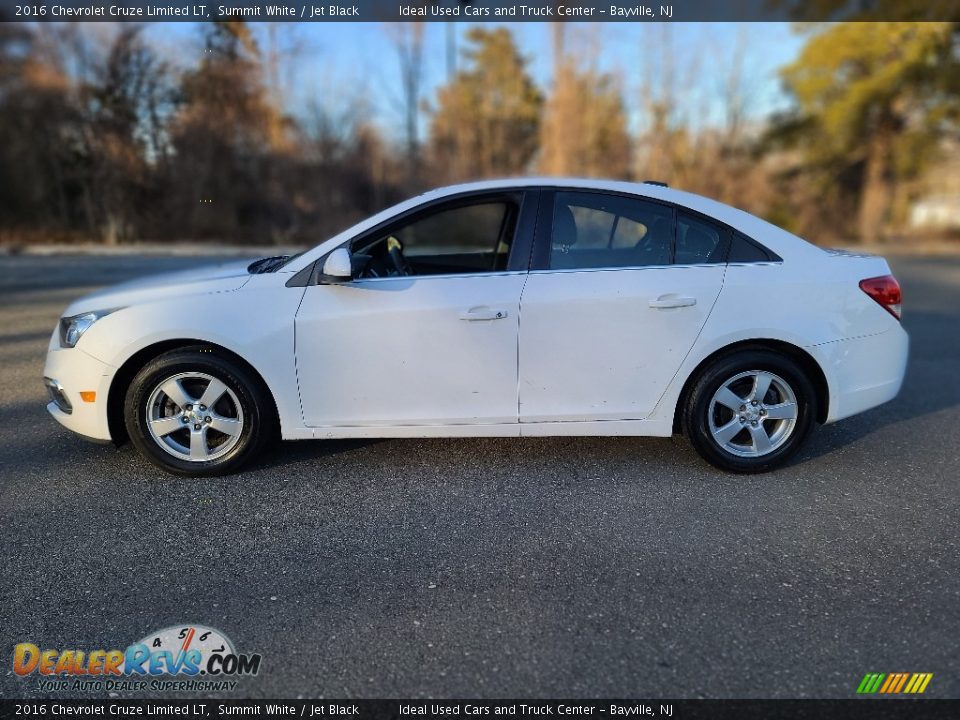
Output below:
[353,201,515,278]
[549,192,673,270]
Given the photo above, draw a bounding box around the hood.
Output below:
[62,258,256,316]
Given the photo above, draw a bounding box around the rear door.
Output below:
[518,189,726,423]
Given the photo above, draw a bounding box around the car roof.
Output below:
[285,177,823,273]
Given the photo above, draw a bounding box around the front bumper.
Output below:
[43,345,115,442]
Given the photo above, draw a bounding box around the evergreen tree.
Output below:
[429,27,542,181]
[776,22,960,241]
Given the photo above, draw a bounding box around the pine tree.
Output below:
[429,27,543,182]
[777,22,960,242]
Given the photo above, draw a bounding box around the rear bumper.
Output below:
[811,325,909,424]
[43,346,115,442]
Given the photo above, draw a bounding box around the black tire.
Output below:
[683,350,817,473]
[124,346,275,477]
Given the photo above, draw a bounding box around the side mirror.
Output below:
[319,248,353,283]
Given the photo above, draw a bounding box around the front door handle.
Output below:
[459,307,508,321]
[649,294,697,309]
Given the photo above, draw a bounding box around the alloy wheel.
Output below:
[145,372,244,462]
[707,370,798,458]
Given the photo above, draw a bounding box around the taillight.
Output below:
[859,275,902,320]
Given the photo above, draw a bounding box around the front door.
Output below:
[295,191,536,428]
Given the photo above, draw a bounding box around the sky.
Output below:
[138,21,807,141]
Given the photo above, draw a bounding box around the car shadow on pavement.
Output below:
[253,438,387,471]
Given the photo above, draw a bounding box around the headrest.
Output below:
[554,205,578,247]
[648,216,670,240]
[684,225,714,250]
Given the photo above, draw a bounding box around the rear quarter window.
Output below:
[728,233,781,263]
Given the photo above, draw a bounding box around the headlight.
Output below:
[59,310,115,348]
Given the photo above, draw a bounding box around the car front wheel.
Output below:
[683,350,816,473]
[124,347,274,476]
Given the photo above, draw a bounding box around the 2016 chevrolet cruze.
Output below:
[44,179,908,476]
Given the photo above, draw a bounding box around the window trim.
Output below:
[530,186,780,272]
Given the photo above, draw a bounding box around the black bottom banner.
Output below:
[1,700,958,720]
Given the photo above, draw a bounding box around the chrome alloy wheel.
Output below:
[145,372,244,462]
[707,370,799,458]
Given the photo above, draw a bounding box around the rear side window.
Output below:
[676,213,725,265]
[549,192,673,270]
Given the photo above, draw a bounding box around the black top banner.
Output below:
[5,0,960,22]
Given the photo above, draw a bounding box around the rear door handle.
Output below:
[649,294,697,309]
[459,307,508,321]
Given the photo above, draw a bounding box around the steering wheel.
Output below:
[386,236,413,276]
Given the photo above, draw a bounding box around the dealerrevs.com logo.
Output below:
[13,624,262,693]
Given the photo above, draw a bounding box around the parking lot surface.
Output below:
[1,252,958,698]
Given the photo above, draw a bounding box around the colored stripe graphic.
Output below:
[893,673,909,693]
[905,673,933,694]
[857,672,932,694]
[879,674,897,693]
[857,673,885,694]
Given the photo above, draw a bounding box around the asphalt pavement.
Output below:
[1,251,958,699]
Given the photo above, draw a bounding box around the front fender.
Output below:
[76,278,306,437]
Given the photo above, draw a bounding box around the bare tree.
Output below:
[385,22,425,182]
[540,24,630,178]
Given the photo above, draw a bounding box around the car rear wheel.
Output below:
[124,347,274,476]
[683,350,816,473]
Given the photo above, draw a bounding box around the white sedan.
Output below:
[44,179,908,476]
